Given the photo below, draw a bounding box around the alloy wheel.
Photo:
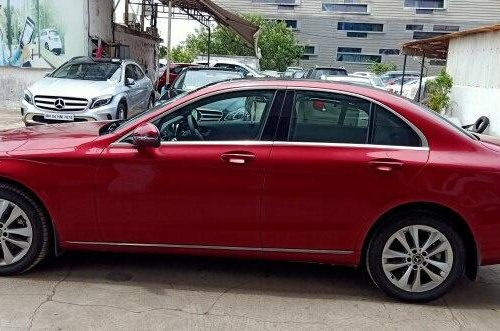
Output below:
[0,199,33,266]
[382,225,453,293]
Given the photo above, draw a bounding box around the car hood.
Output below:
[0,122,109,152]
[28,78,118,99]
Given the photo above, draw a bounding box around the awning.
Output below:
[402,23,500,59]
[159,0,260,49]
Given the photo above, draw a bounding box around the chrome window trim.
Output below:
[66,241,353,255]
[273,141,429,151]
[287,87,429,148]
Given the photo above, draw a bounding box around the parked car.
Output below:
[158,67,243,101]
[324,75,386,89]
[156,63,197,92]
[402,76,437,101]
[386,76,424,94]
[21,57,155,125]
[305,67,348,79]
[292,70,307,79]
[210,60,266,77]
[283,66,304,78]
[380,71,421,85]
[35,28,63,55]
[351,72,377,78]
[4,79,500,303]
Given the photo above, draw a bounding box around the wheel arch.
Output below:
[0,176,60,257]
[361,202,479,280]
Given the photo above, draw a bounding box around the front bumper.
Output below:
[21,99,118,125]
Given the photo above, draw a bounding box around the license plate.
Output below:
[44,113,75,121]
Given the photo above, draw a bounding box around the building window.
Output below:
[379,49,400,55]
[322,3,369,14]
[433,25,459,32]
[338,22,384,32]
[347,32,368,38]
[338,47,362,53]
[269,19,299,30]
[404,0,445,9]
[337,53,381,63]
[303,46,317,55]
[413,31,449,39]
[252,0,300,5]
[406,24,424,30]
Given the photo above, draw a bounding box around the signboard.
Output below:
[0,0,86,68]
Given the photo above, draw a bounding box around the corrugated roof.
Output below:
[401,23,500,59]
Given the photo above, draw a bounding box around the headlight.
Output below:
[23,89,33,104]
[90,95,113,109]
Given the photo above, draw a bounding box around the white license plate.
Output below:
[44,113,75,121]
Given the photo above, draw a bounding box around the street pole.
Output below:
[400,54,407,95]
[417,54,426,102]
[207,25,211,66]
[36,0,40,58]
[165,0,172,86]
[6,0,11,55]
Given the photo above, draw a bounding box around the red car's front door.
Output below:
[95,89,283,249]
[261,90,429,256]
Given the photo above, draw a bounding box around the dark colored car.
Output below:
[2,79,500,303]
[156,63,198,92]
[305,67,348,79]
[159,67,243,101]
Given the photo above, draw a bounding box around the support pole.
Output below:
[6,0,12,55]
[400,54,407,96]
[165,0,172,86]
[124,0,129,25]
[207,25,211,66]
[417,54,426,102]
[140,0,145,32]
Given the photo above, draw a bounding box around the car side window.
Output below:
[153,90,275,142]
[372,104,422,147]
[125,65,136,80]
[172,67,184,74]
[289,91,370,144]
[134,65,145,79]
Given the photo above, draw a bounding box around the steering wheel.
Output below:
[188,114,204,141]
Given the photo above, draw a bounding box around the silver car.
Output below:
[21,57,155,125]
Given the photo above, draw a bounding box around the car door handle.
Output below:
[221,152,256,165]
[368,159,404,172]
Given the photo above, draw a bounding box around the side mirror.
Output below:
[126,78,136,86]
[132,123,160,148]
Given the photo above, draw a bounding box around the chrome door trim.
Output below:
[273,141,430,151]
[66,241,353,255]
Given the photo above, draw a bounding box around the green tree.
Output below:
[175,15,303,71]
[369,62,397,75]
[426,69,453,113]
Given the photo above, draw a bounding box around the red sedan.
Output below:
[156,63,198,92]
[1,80,500,302]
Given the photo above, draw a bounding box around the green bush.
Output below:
[426,69,453,113]
[368,62,397,75]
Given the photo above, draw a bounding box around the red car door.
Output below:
[95,89,284,249]
[261,90,429,258]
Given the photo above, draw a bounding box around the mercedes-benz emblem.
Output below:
[54,98,65,110]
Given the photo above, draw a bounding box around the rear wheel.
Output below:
[366,213,465,302]
[0,184,50,275]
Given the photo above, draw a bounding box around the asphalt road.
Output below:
[0,109,499,330]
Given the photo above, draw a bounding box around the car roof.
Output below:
[183,66,240,72]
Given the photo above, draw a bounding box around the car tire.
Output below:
[117,101,127,120]
[0,183,50,275]
[366,212,465,302]
[147,95,154,110]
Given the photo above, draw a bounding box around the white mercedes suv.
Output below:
[21,57,155,125]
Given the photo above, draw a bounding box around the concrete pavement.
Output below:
[0,109,499,330]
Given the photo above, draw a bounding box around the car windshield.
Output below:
[50,62,121,81]
[314,68,347,79]
[175,70,242,91]
[371,77,385,87]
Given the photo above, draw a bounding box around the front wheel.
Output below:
[116,102,127,120]
[0,184,50,275]
[366,213,465,302]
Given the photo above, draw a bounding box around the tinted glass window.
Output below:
[134,65,145,79]
[154,90,275,142]
[125,65,136,80]
[372,105,421,147]
[290,91,370,144]
[51,62,121,81]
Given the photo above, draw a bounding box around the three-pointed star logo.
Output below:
[54,98,65,110]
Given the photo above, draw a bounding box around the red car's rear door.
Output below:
[95,89,285,249]
[261,90,429,258]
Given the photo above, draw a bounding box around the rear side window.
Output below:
[290,91,370,144]
[372,105,422,147]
